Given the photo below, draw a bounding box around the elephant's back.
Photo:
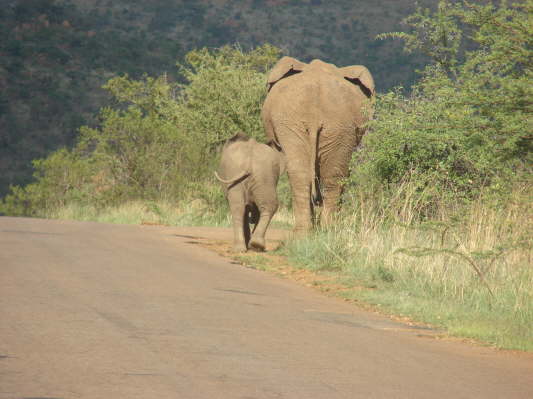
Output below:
[264,70,368,124]
[218,141,251,177]
[263,73,322,131]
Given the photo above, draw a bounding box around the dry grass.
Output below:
[47,199,231,227]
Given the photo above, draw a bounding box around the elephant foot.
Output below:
[249,237,265,252]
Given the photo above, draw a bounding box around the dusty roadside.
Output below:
[178,228,453,342]
[175,226,532,354]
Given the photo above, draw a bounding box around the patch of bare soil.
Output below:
[198,238,333,287]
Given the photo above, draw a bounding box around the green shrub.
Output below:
[176,44,280,150]
[352,0,532,213]
[0,44,282,216]
[0,148,96,216]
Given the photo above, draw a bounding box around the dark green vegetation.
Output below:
[1,0,431,196]
[2,1,532,350]
[353,0,532,210]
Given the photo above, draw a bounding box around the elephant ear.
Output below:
[266,56,306,91]
[339,65,375,98]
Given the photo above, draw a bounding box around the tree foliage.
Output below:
[176,44,280,151]
[0,45,280,216]
[1,0,430,197]
[351,0,532,211]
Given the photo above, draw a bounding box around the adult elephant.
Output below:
[261,56,375,232]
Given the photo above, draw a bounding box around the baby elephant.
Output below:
[216,132,285,252]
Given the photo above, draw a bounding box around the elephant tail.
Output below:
[310,126,321,206]
[214,171,250,186]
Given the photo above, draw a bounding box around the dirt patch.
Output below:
[198,238,333,287]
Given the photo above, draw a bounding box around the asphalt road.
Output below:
[1,217,532,399]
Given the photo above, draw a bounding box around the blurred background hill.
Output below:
[0,0,432,196]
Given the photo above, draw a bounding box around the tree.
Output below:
[350,0,532,210]
[0,44,282,216]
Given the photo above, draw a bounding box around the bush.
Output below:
[0,44,282,216]
[351,0,532,213]
[176,44,280,149]
[0,148,96,216]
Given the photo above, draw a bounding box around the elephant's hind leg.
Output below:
[319,179,343,226]
[243,208,252,250]
[249,195,278,252]
[318,127,359,227]
[282,138,314,233]
[227,188,248,252]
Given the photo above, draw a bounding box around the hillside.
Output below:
[0,0,433,196]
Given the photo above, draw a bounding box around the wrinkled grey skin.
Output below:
[216,133,286,252]
[261,56,375,233]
